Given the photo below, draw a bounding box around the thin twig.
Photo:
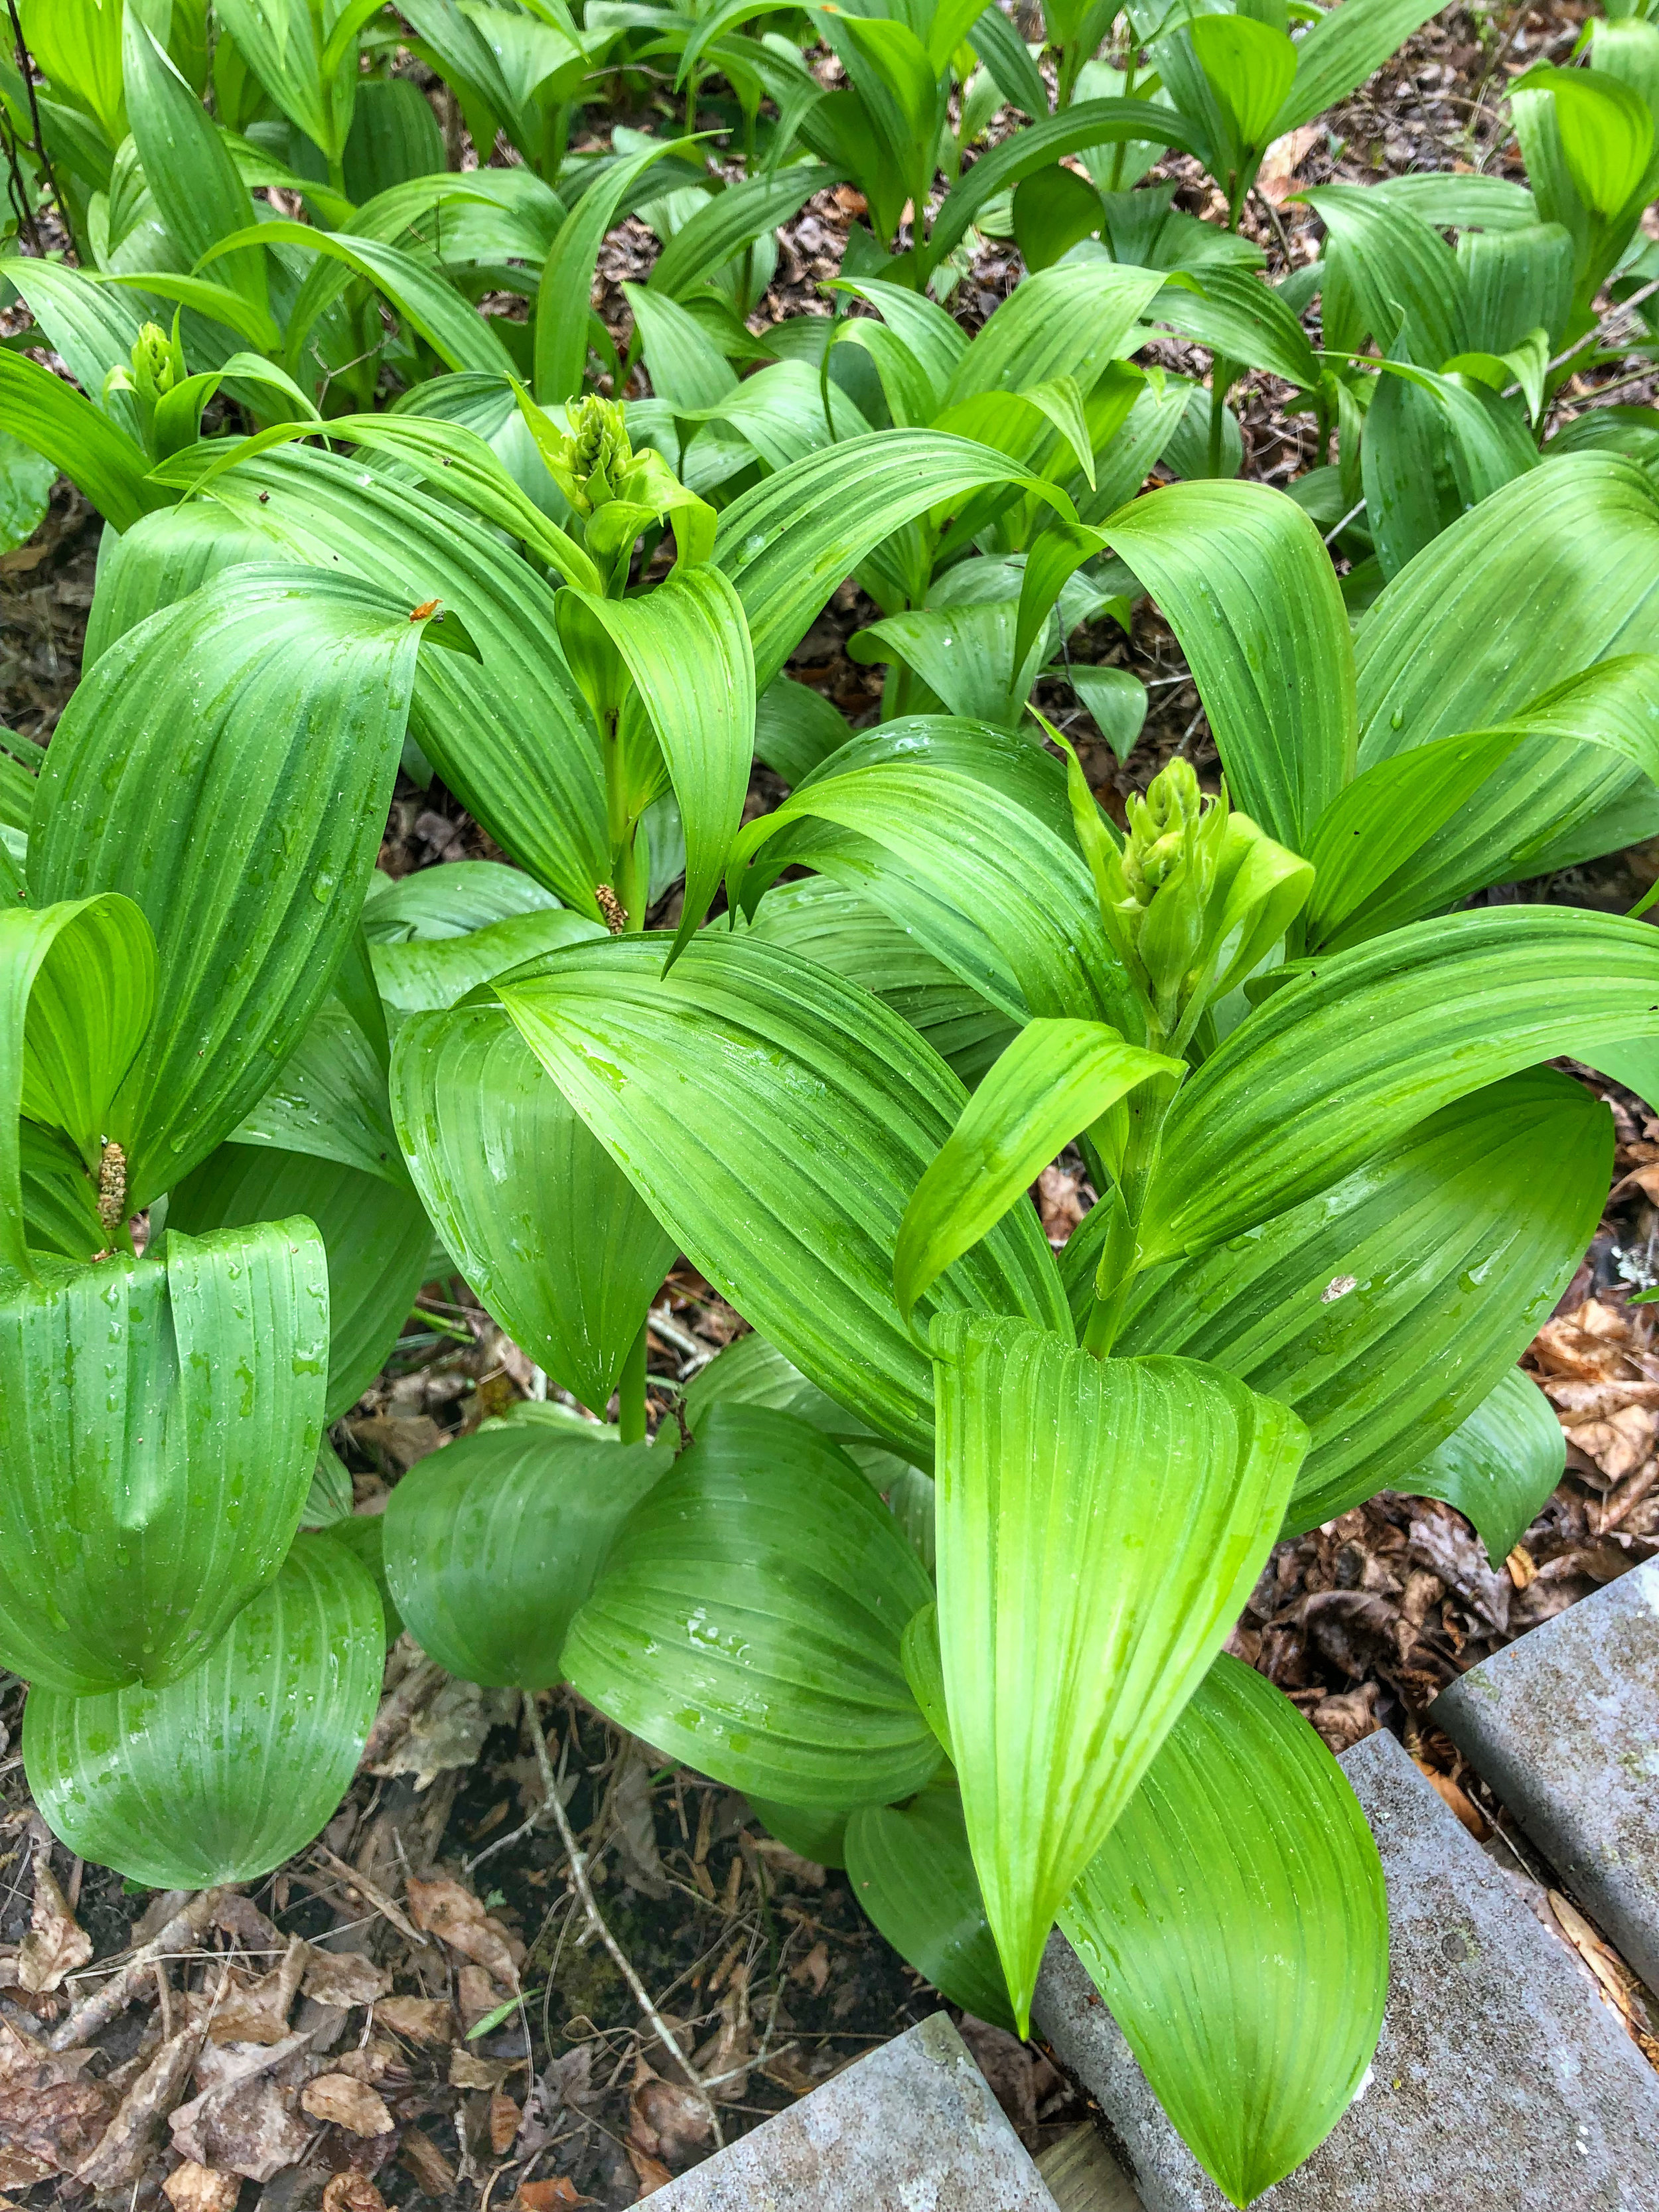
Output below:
[536,1716,725,2149]
[49,1889,227,2052]
[309,1845,429,1949]
[1324,497,1366,546]
[3,0,60,246]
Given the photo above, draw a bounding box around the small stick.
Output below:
[535,1715,724,2149]
[309,1845,429,1949]
[50,1889,226,2051]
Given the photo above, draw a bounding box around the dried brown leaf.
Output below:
[447,2050,512,2092]
[0,2020,113,2174]
[163,2161,244,2212]
[323,2174,388,2212]
[17,1859,91,1996]
[789,1940,830,1996]
[489,2088,522,2156]
[76,2026,202,2189]
[376,1996,453,2047]
[627,2145,673,2197]
[398,2129,457,2196]
[301,2074,395,2137]
[515,2179,595,2210]
[301,1951,392,2010]
[405,1878,524,1985]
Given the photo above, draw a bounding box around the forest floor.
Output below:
[3,3,1659,2206]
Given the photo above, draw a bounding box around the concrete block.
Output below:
[1433,1556,1659,1993]
[1033,1729,1659,2211]
[650,2012,1062,2211]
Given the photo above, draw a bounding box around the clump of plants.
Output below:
[3,4,1659,2204]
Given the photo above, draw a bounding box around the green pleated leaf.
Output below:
[1113,1069,1607,1533]
[1271,0,1447,137]
[498,933,1069,1459]
[3,258,149,443]
[214,0,357,166]
[1306,655,1659,950]
[895,1019,1183,1322]
[0,1220,327,1694]
[1153,265,1321,392]
[749,1799,850,1869]
[925,98,1204,273]
[846,1773,1016,2031]
[389,1002,676,1413]
[932,1315,1307,2029]
[0,354,157,534]
[82,504,277,666]
[192,447,609,914]
[742,873,1016,1094]
[1409,1366,1565,1570]
[941,263,1168,407]
[1102,480,1356,852]
[122,13,264,313]
[561,565,755,955]
[0,893,156,1279]
[711,431,1076,693]
[648,164,844,298]
[231,980,406,1188]
[1301,184,1469,365]
[1352,455,1659,880]
[169,1143,433,1422]
[1059,1655,1386,2209]
[383,1424,664,1688]
[197,218,518,378]
[730,719,1131,1029]
[1190,15,1297,158]
[26,1532,383,1889]
[372,910,598,1015]
[536,134,701,404]
[564,1403,940,1806]
[28,568,426,1209]
[1138,907,1659,1270]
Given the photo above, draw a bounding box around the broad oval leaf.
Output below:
[28,568,425,1211]
[497,932,1069,1459]
[1137,907,1659,1268]
[1112,1069,1607,1532]
[1059,1655,1386,2209]
[383,1423,664,1688]
[932,1315,1307,2029]
[0,1219,328,1694]
[846,1773,1017,2032]
[168,1143,433,1423]
[564,1404,941,1808]
[390,1002,676,1414]
[25,1532,383,1889]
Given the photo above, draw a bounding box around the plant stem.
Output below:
[1080,1086,1171,1358]
[617,1315,649,1442]
[1208,356,1234,478]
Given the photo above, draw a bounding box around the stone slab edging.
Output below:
[1433,1554,1659,1993]
[648,2011,1063,2209]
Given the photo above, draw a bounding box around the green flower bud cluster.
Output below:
[1121,758,1230,1024]
[129,321,179,404]
[548,394,633,517]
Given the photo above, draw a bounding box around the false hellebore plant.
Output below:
[7,390,1659,2205]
